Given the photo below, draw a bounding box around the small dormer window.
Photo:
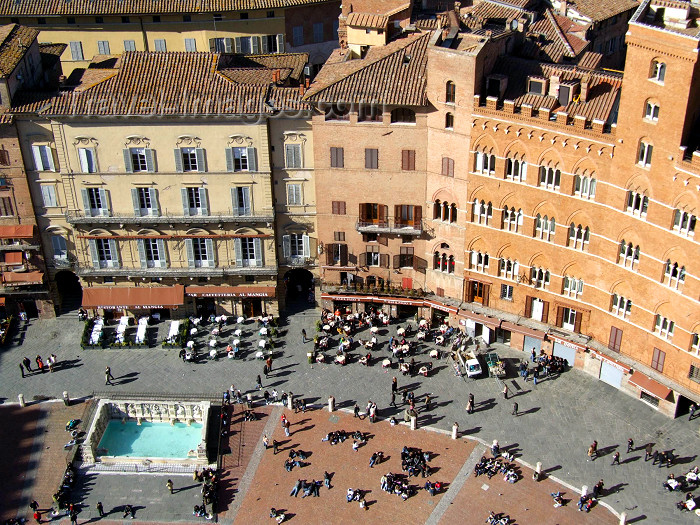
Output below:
[527,77,548,95]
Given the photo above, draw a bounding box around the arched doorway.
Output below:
[54,271,82,314]
[284,268,314,309]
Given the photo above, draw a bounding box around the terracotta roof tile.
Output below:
[0,0,336,16]
[346,12,389,28]
[343,0,409,15]
[566,0,639,22]
[0,24,39,77]
[462,1,526,22]
[12,51,308,116]
[220,52,308,80]
[303,32,429,105]
[520,9,588,62]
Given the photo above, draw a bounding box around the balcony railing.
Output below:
[284,256,313,267]
[355,219,422,236]
[75,265,278,278]
[0,243,40,252]
[66,210,275,226]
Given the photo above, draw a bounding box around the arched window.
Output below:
[502,207,523,233]
[611,294,632,317]
[644,100,660,121]
[538,165,561,190]
[562,276,583,297]
[626,190,649,216]
[390,108,416,124]
[650,60,666,82]
[499,258,519,280]
[445,112,454,130]
[506,156,527,182]
[618,240,640,269]
[433,200,441,220]
[449,203,457,223]
[470,251,489,272]
[664,260,686,289]
[448,255,455,274]
[445,81,455,103]
[568,223,589,250]
[535,214,555,241]
[441,253,448,272]
[673,209,697,236]
[433,251,440,270]
[474,150,496,175]
[530,266,550,288]
[574,175,596,199]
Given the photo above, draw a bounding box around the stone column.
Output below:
[328,396,335,412]
[452,422,459,439]
[410,415,417,430]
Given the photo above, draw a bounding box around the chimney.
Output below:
[580,74,590,102]
[454,1,461,15]
[559,0,568,16]
[299,85,305,96]
[549,75,560,98]
[305,77,310,88]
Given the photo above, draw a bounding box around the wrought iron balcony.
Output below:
[355,219,422,236]
[66,210,275,226]
[75,265,278,278]
[0,243,40,251]
[283,256,313,267]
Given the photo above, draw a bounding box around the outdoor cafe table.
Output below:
[89,318,104,345]
[135,317,148,344]
[167,320,180,343]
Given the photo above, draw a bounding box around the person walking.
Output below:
[644,443,653,461]
[284,419,291,437]
[96,502,104,517]
[391,377,398,393]
[466,393,474,414]
[166,479,174,494]
[611,452,620,465]
[262,434,270,449]
[592,479,604,499]
[424,394,431,411]
[301,329,307,344]
[324,471,332,489]
[266,356,273,373]
[263,364,269,379]
[390,392,396,408]
[33,510,41,524]
[256,374,263,390]
[502,385,509,399]
[23,356,32,372]
[512,402,518,416]
[19,362,25,378]
[627,438,634,453]
[587,440,598,461]
[105,366,114,386]
[273,439,279,455]
[689,403,697,421]
[353,403,360,418]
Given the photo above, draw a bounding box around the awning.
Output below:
[500,321,546,340]
[628,372,672,400]
[458,309,500,329]
[374,296,424,306]
[2,271,44,285]
[549,335,587,351]
[82,285,185,310]
[425,300,459,314]
[185,285,275,298]
[321,266,358,271]
[2,252,23,265]
[0,225,34,239]
[590,350,631,372]
[320,293,373,303]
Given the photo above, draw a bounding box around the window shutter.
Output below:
[393,254,401,269]
[241,187,251,215]
[402,150,408,170]
[359,252,366,267]
[339,244,348,265]
[234,37,242,53]
[198,188,209,216]
[365,149,371,169]
[414,205,422,226]
[470,251,477,266]
[474,152,483,172]
[231,188,239,216]
[137,239,147,268]
[483,284,490,307]
[184,38,196,52]
[394,205,401,223]
[340,201,346,215]
[524,297,533,318]
[378,235,388,246]
[225,148,235,172]
[302,234,310,258]
[573,311,582,333]
[108,238,120,268]
[32,145,43,170]
[131,188,141,215]
[98,188,110,216]
[276,33,284,53]
[88,239,100,269]
[149,188,159,216]
[205,238,215,266]
[251,36,260,54]
[414,256,427,273]
[261,35,269,53]
[142,148,154,172]
[156,239,167,267]
[173,149,183,173]
[122,148,133,172]
[234,238,243,266]
[380,253,389,268]
[181,188,190,216]
[254,238,263,267]
[185,238,195,267]
[541,301,549,322]
[409,150,415,170]
[326,244,334,265]
[282,235,291,258]
[247,147,257,171]
[195,148,206,172]
[555,306,564,327]
[81,188,91,216]
[46,146,56,170]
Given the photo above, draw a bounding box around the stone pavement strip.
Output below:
[0,312,699,523]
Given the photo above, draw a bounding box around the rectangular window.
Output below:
[96,238,116,267]
[330,147,344,168]
[402,150,416,171]
[0,149,9,166]
[124,40,136,52]
[192,238,210,267]
[83,187,107,216]
[690,365,700,384]
[236,36,251,54]
[184,38,197,52]
[97,40,110,54]
[0,196,13,216]
[143,238,162,267]
[690,333,699,354]
[331,201,346,215]
[442,157,454,177]
[152,15,161,22]
[51,234,67,260]
[608,326,623,352]
[231,147,251,171]
[500,284,513,301]
[399,246,414,268]
[638,141,653,167]
[366,245,380,266]
[651,347,665,372]
[287,183,302,205]
[239,237,259,266]
[78,147,97,173]
[154,39,167,52]
[69,41,84,61]
[333,231,345,241]
[135,187,157,215]
[365,148,379,169]
[232,186,251,216]
[293,26,304,46]
[285,144,302,168]
[121,16,130,23]
[129,148,147,172]
[313,22,324,43]
[41,185,57,207]
[181,147,198,172]
[640,391,660,407]
[32,145,55,171]
[359,105,383,122]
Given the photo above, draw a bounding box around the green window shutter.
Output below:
[81,188,91,217]
[282,235,290,258]
[88,239,100,269]
[156,239,167,267]
[247,147,257,171]
[231,188,239,216]
[123,148,133,173]
[108,238,120,268]
[225,148,235,172]
[205,238,215,266]
[181,188,190,216]
[302,234,310,257]
[251,36,260,54]
[234,238,243,267]
[185,239,195,268]
[276,33,284,53]
[131,188,141,215]
[137,239,147,268]
[144,148,155,172]
[98,188,110,216]
[241,187,251,215]
[149,188,160,216]
[195,148,206,172]
[254,238,263,267]
[199,188,209,216]
[173,149,183,173]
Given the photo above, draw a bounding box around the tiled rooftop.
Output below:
[12,51,310,116]
[303,31,430,105]
[520,9,589,63]
[0,0,336,16]
[0,24,38,77]
[630,0,700,37]
[563,0,639,22]
[346,11,390,29]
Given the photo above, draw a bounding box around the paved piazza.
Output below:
[0,308,698,524]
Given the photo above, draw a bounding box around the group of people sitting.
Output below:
[401,446,432,478]
[473,456,517,483]
[284,449,309,471]
[321,429,361,446]
[192,467,218,516]
[380,472,416,501]
[345,488,368,509]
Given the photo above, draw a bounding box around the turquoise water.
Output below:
[97,420,203,458]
